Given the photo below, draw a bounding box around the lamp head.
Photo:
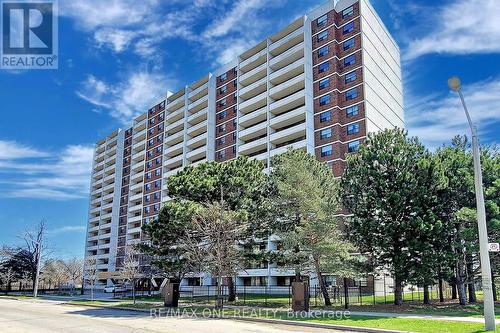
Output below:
[448,76,462,92]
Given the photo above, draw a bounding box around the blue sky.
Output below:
[0,0,499,259]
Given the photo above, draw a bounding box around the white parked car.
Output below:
[103,285,127,293]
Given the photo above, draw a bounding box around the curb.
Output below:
[63,302,409,333]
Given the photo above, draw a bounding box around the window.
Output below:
[342,6,354,19]
[347,122,360,135]
[348,140,360,152]
[319,78,330,90]
[158,112,164,121]
[321,145,333,157]
[219,124,226,133]
[145,184,151,191]
[232,146,236,154]
[146,172,152,180]
[318,62,329,73]
[345,88,358,101]
[233,105,237,113]
[346,105,359,117]
[220,73,227,81]
[147,161,153,168]
[144,207,150,214]
[319,94,331,106]
[155,169,161,176]
[154,204,160,212]
[218,137,226,146]
[320,128,332,139]
[219,150,226,159]
[343,22,354,34]
[345,71,357,84]
[148,151,153,158]
[145,195,151,203]
[158,123,164,130]
[317,30,328,42]
[232,132,237,141]
[148,139,154,147]
[155,180,161,188]
[317,14,327,27]
[154,192,160,200]
[157,134,163,143]
[343,38,355,51]
[318,45,329,58]
[155,156,162,165]
[233,80,237,88]
[233,118,237,127]
[219,85,227,94]
[320,111,332,123]
[156,146,162,153]
[344,54,356,67]
[219,111,227,120]
[148,128,154,135]
[149,117,155,125]
[219,98,227,107]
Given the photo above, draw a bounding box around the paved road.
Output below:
[0,298,358,333]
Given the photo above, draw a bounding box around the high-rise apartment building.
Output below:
[85,0,404,287]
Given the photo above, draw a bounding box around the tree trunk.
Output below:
[394,275,403,306]
[227,277,236,302]
[492,271,497,302]
[343,277,349,310]
[438,278,444,302]
[423,285,430,304]
[133,282,136,304]
[457,258,467,305]
[313,255,331,306]
[466,257,476,303]
[451,282,457,300]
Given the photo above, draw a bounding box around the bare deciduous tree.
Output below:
[62,258,84,294]
[121,249,143,304]
[182,202,248,306]
[84,256,98,301]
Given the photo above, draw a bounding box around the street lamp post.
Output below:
[448,76,496,331]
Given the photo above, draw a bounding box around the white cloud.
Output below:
[47,225,87,235]
[203,0,266,38]
[406,78,500,148]
[94,28,137,53]
[404,0,500,60]
[0,142,94,200]
[0,141,48,160]
[60,0,158,30]
[76,71,174,123]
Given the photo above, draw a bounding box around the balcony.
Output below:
[165,141,183,157]
[187,132,207,149]
[101,202,113,211]
[164,154,184,169]
[127,226,142,235]
[129,192,142,201]
[130,171,144,183]
[187,120,207,137]
[102,182,115,192]
[89,206,100,214]
[100,211,112,220]
[165,130,184,146]
[187,107,207,126]
[269,122,306,145]
[128,203,143,213]
[132,142,145,154]
[128,214,142,223]
[188,95,208,113]
[188,82,208,101]
[239,91,267,115]
[269,42,304,71]
[239,62,267,86]
[269,73,305,101]
[269,89,305,115]
[132,128,146,142]
[131,160,144,173]
[132,151,145,162]
[164,167,183,178]
[239,121,267,141]
[238,136,267,156]
[186,146,206,161]
[165,118,184,135]
[130,181,143,191]
[102,192,114,201]
[269,27,304,57]
[166,107,184,123]
[270,106,305,129]
[239,76,267,101]
[270,139,307,157]
[239,106,267,128]
[240,47,267,73]
[167,96,185,112]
